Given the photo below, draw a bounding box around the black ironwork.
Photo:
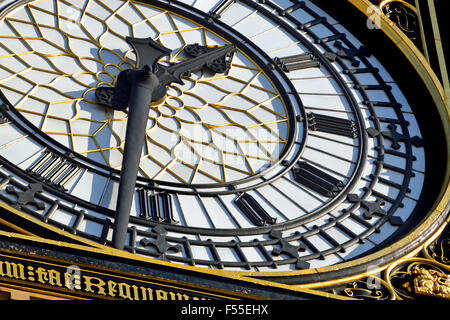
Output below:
[269,230,310,269]
[0,0,431,275]
[333,41,371,67]
[140,225,182,258]
[6,182,45,211]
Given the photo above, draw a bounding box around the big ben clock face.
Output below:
[0,0,444,279]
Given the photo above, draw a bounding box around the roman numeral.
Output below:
[27,151,81,191]
[307,112,359,138]
[209,0,236,19]
[234,192,276,226]
[273,53,321,72]
[138,189,177,224]
[293,161,343,197]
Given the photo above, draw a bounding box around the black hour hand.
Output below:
[95,38,236,109]
[126,37,236,82]
[127,37,235,75]
[151,42,235,101]
[173,43,236,77]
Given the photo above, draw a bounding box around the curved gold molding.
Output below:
[319,221,449,300]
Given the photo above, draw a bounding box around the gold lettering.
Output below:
[167,291,189,300]
[27,266,35,282]
[168,291,176,300]
[132,285,140,300]
[0,259,214,300]
[107,280,117,297]
[192,297,208,300]
[36,267,49,284]
[155,289,168,300]
[140,286,148,300]
[118,283,133,300]
[141,287,154,300]
[83,275,106,295]
[0,261,26,280]
[176,292,190,300]
[47,269,62,287]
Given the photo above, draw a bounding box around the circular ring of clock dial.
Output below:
[0,0,430,273]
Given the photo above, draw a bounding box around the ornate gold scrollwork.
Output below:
[384,225,450,300]
[424,225,450,266]
[341,277,394,300]
[370,0,423,51]
[324,224,450,300]
[411,265,450,299]
[384,259,450,300]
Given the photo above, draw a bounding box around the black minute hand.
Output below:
[96,38,236,250]
[111,66,159,250]
[95,38,236,109]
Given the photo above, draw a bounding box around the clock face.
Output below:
[0,0,439,276]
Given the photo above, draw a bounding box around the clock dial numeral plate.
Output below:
[0,0,428,273]
[27,150,81,190]
[293,161,344,197]
[274,53,321,72]
[139,189,177,224]
[307,112,359,138]
[234,192,277,226]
